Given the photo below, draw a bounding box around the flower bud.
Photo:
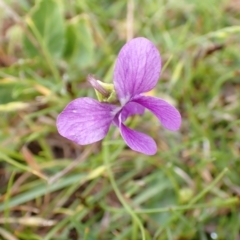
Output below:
[87,75,118,103]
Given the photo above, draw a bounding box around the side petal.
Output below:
[132,96,181,131]
[114,37,161,104]
[57,97,118,145]
[119,122,157,155]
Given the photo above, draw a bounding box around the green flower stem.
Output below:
[104,197,238,214]
[132,218,138,240]
[189,167,229,205]
[154,167,230,238]
[4,171,16,230]
[103,141,146,240]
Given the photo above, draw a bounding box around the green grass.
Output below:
[0,0,240,239]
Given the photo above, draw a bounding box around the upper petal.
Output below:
[114,37,161,104]
[132,96,181,131]
[119,121,157,155]
[57,97,118,145]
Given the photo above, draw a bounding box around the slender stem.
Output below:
[189,167,229,205]
[132,218,138,240]
[138,198,238,213]
[166,227,173,240]
[103,197,238,214]
[4,171,16,230]
[161,54,173,73]
[103,142,146,240]
[154,167,230,238]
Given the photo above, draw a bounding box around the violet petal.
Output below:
[132,96,181,131]
[119,118,157,155]
[113,101,144,126]
[57,97,118,145]
[114,37,161,104]
[121,101,145,122]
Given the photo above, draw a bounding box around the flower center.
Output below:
[87,74,119,104]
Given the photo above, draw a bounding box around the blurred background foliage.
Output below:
[0,0,240,239]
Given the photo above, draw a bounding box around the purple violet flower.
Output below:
[57,37,181,155]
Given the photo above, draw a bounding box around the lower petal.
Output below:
[119,122,157,155]
[57,97,118,145]
[132,96,181,131]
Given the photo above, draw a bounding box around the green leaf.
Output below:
[0,84,14,104]
[64,17,95,68]
[24,0,65,58]
[0,174,85,212]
